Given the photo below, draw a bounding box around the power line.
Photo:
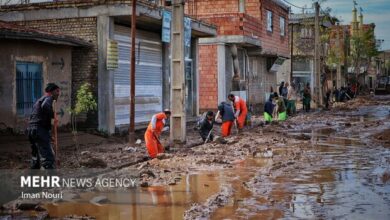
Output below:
[280,0,312,10]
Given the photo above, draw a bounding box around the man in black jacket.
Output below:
[27,83,60,169]
[199,111,214,142]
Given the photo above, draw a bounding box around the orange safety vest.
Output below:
[146,112,167,136]
[234,96,247,114]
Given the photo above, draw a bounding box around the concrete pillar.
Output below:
[170,0,186,143]
[217,43,226,103]
[194,38,200,116]
[97,15,115,134]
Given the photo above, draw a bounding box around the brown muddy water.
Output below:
[43,105,390,219]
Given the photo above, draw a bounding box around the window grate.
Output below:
[16,62,43,116]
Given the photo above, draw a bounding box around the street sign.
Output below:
[162,10,191,46]
[107,40,118,70]
[162,10,171,43]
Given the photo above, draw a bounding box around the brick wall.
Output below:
[260,0,289,57]
[193,0,289,112]
[197,13,261,37]
[0,0,159,11]
[14,17,98,127]
[185,0,239,15]
[198,44,218,112]
[187,0,289,57]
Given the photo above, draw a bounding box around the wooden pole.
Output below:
[314,2,322,106]
[290,23,294,83]
[53,100,60,167]
[336,22,341,89]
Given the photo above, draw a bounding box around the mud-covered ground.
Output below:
[1,95,390,219]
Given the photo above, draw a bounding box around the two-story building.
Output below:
[185,0,290,113]
[288,12,334,97]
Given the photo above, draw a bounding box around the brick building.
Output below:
[185,0,290,113]
[0,0,216,134]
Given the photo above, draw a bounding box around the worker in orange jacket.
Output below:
[144,109,171,158]
[228,94,248,130]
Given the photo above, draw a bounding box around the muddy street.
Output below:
[2,96,390,220]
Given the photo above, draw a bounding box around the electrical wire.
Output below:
[280,0,312,10]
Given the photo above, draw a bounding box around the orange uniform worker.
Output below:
[228,94,248,129]
[144,109,171,158]
[217,102,235,137]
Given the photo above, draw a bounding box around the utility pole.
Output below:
[170,0,186,143]
[290,23,294,83]
[384,50,387,76]
[314,2,322,107]
[129,0,136,144]
[336,22,342,89]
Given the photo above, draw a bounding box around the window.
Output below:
[239,0,245,13]
[238,49,246,80]
[266,10,273,32]
[16,62,43,116]
[300,27,313,39]
[280,17,285,36]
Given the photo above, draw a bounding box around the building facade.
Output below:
[0,0,216,134]
[185,0,290,113]
[328,5,377,90]
[0,20,90,132]
[289,13,334,97]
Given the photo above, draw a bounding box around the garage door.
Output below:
[113,25,163,126]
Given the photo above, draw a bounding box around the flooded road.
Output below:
[213,104,390,219]
[39,99,390,219]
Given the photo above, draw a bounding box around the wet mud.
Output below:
[2,96,390,219]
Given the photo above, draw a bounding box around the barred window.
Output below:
[16,62,43,116]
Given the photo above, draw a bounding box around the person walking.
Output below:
[287,83,297,115]
[27,83,60,169]
[144,109,171,159]
[279,81,285,97]
[303,83,311,112]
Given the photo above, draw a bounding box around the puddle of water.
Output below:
[44,158,272,220]
[45,172,222,219]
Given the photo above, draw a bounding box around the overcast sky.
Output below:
[288,0,390,50]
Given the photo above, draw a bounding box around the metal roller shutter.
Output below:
[114,25,163,126]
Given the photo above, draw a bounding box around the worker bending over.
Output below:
[198,111,214,142]
[264,94,275,124]
[228,94,248,130]
[144,109,171,158]
[217,102,235,137]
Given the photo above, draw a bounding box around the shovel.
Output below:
[52,100,60,167]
